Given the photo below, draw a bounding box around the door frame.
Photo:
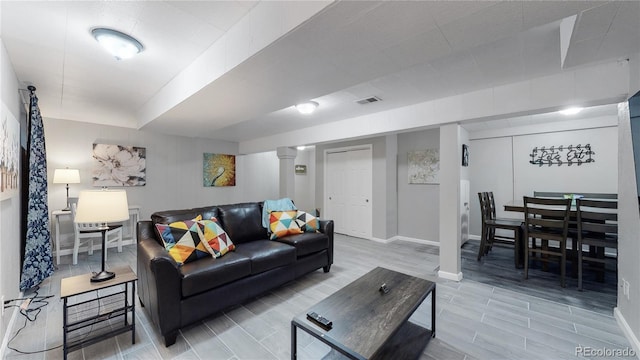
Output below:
[323,144,373,237]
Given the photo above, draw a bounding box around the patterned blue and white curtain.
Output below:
[20,87,54,291]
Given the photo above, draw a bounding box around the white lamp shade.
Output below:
[75,189,129,223]
[53,169,80,184]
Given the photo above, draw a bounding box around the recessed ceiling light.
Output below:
[295,101,318,115]
[559,107,583,115]
[92,28,143,60]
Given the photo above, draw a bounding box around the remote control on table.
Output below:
[307,311,333,330]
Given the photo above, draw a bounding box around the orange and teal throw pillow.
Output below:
[269,210,303,240]
[155,219,212,265]
[196,218,235,258]
[295,210,319,233]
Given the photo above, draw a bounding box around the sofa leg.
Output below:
[164,332,178,347]
[323,265,331,273]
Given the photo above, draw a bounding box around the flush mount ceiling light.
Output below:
[91,28,143,60]
[295,101,319,115]
[559,107,583,115]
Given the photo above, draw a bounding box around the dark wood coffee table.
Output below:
[291,267,436,359]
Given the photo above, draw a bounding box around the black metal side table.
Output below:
[60,266,137,359]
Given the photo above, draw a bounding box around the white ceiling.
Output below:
[1,1,639,143]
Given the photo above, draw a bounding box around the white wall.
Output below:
[294,147,316,212]
[0,38,23,348]
[397,128,439,242]
[44,118,280,253]
[469,118,619,238]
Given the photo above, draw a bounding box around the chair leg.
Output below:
[88,239,94,255]
[117,228,123,253]
[487,227,495,253]
[73,237,80,265]
[578,239,583,291]
[513,228,522,269]
[561,241,566,288]
[477,224,487,261]
[524,237,529,280]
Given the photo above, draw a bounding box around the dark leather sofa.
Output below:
[136,201,334,346]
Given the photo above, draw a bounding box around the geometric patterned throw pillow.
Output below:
[155,219,213,265]
[269,210,303,240]
[295,210,319,233]
[196,218,235,258]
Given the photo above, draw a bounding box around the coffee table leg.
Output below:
[431,287,436,338]
[291,322,297,360]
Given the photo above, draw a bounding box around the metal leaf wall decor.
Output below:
[529,144,595,167]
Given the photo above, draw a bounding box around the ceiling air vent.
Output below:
[356,96,382,105]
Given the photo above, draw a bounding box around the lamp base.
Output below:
[90,270,115,282]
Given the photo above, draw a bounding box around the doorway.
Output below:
[324,146,373,238]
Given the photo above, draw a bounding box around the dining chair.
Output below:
[523,196,572,287]
[70,202,123,265]
[576,199,618,291]
[477,192,524,268]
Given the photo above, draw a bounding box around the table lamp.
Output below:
[53,168,80,211]
[75,189,129,282]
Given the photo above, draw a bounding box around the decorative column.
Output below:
[438,123,465,282]
[277,147,297,199]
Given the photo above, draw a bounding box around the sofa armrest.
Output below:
[319,219,334,266]
[137,220,182,341]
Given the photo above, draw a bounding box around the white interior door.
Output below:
[325,147,372,238]
[326,151,347,234]
[346,149,372,238]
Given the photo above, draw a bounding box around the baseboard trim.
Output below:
[368,237,392,244]
[438,270,463,282]
[391,236,440,247]
[468,234,481,241]
[614,307,640,356]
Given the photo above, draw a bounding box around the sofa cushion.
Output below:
[269,211,303,240]
[295,210,319,232]
[217,203,268,244]
[197,218,235,258]
[234,240,296,274]
[155,220,212,265]
[180,252,251,297]
[272,232,329,257]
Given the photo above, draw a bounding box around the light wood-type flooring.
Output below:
[3,235,632,359]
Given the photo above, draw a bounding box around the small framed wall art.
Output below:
[204,153,236,187]
[462,144,469,167]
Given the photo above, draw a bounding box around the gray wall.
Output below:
[397,128,440,241]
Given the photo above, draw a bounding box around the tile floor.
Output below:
[2,235,633,359]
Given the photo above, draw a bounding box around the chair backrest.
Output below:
[533,191,617,200]
[487,191,497,219]
[478,192,489,223]
[523,196,572,241]
[576,199,618,237]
